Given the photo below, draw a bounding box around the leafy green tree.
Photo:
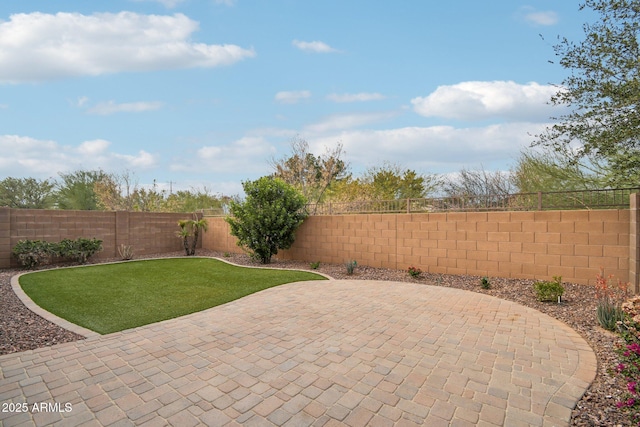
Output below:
[362,162,440,200]
[56,170,107,210]
[226,177,307,264]
[271,137,348,207]
[0,177,55,209]
[536,0,640,182]
[131,183,167,212]
[512,147,607,192]
[323,163,441,204]
[323,174,369,202]
[165,188,233,213]
[95,173,167,212]
[600,149,640,187]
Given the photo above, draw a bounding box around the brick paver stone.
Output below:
[0,279,596,426]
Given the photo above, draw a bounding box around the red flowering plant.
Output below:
[604,270,640,424]
[595,269,628,332]
[407,266,422,278]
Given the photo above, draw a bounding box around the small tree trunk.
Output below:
[183,236,190,256]
[190,228,199,256]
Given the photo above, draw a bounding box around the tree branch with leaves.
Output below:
[536,0,640,185]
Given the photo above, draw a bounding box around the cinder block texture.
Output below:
[204,203,636,287]
[3,209,196,268]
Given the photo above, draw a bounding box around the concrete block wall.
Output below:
[2,204,634,288]
[203,208,634,286]
[202,215,238,255]
[631,194,640,293]
[0,208,197,268]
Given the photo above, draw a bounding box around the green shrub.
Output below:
[13,237,103,268]
[226,177,307,264]
[310,261,320,270]
[533,276,564,302]
[56,238,103,264]
[480,277,491,289]
[12,240,57,269]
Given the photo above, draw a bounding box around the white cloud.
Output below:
[76,97,89,108]
[0,12,255,83]
[411,81,558,122]
[171,137,276,174]
[275,90,311,104]
[77,139,111,155]
[115,150,158,168]
[304,112,397,133]
[518,7,559,26]
[87,100,164,115]
[292,40,338,53]
[307,122,550,173]
[326,92,386,103]
[0,135,159,178]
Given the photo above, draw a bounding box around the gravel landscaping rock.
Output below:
[0,250,631,426]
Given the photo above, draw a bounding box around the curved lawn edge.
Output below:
[203,256,335,280]
[11,273,101,339]
[13,256,333,337]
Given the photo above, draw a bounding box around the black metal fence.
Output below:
[304,187,640,215]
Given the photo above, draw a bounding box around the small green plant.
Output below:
[407,266,422,278]
[12,240,56,269]
[118,244,134,260]
[533,276,564,302]
[345,260,357,275]
[480,277,491,289]
[223,251,231,257]
[595,269,628,332]
[310,261,320,270]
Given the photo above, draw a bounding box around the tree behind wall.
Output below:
[0,177,55,209]
[226,177,307,264]
[56,170,107,210]
[512,147,607,193]
[271,137,348,208]
[535,0,640,184]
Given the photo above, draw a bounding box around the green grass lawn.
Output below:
[19,258,326,334]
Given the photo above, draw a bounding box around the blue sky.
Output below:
[0,1,594,196]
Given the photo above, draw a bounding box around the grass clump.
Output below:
[20,258,326,334]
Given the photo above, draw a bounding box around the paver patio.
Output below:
[0,279,596,426]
